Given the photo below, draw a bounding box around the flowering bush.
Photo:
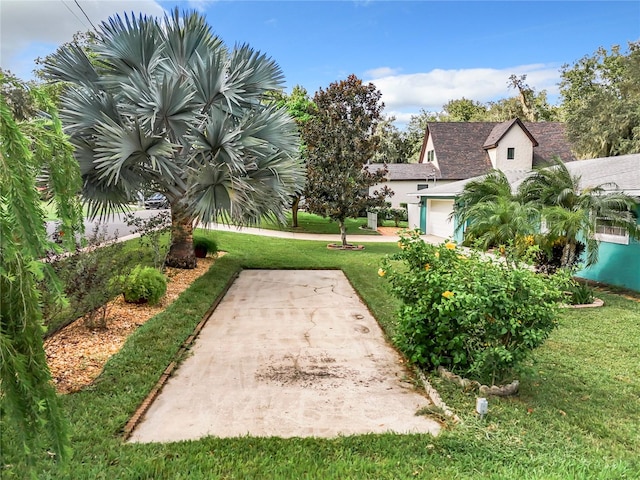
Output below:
[381,230,569,384]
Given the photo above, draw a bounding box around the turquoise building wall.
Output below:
[576,212,640,292]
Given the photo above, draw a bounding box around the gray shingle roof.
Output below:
[412,153,640,199]
[367,163,439,181]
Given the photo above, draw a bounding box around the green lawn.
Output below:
[4,232,639,478]
[258,211,406,235]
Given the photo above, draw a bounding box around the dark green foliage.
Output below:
[560,42,640,158]
[303,74,392,246]
[121,266,167,305]
[381,231,568,384]
[567,280,595,305]
[42,224,134,331]
[0,72,79,463]
[192,233,218,257]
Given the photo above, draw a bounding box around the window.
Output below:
[417,184,429,190]
[507,147,515,160]
[595,218,630,245]
[426,150,435,162]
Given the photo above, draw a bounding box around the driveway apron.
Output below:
[128,270,441,442]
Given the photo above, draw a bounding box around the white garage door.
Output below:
[428,199,454,239]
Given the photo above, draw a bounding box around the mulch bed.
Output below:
[45,256,216,394]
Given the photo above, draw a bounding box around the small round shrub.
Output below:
[193,234,218,258]
[121,266,167,305]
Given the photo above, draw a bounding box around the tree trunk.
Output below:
[560,240,576,269]
[165,203,197,269]
[291,196,300,228]
[339,219,348,247]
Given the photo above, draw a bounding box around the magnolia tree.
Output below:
[303,74,391,247]
[44,9,305,268]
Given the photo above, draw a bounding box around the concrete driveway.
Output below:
[129,270,440,442]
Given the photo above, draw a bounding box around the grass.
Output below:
[257,211,406,235]
[4,232,639,478]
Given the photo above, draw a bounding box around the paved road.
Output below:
[46,208,169,242]
[46,209,444,246]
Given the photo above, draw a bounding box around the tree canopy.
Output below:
[560,42,640,158]
[303,74,391,246]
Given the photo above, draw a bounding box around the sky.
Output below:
[1,0,639,127]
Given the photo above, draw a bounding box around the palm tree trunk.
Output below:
[560,240,577,269]
[165,202,197,269]
[339,219,348,247]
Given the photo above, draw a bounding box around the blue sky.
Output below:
[2,1,639,126]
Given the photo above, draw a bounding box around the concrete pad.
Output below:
[128,270,441,442]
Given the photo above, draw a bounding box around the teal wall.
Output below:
[576,212,640,292]
[420,198,427,233]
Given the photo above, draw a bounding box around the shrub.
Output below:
[193,233,218,258]
[121,266,167,305]
[381,230,568,385]
[568,280,595,305]
[42,223,134,331]
[535,236,585,274]
[124,211,170,268]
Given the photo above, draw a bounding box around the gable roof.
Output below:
[419,120,575,181]
[421,122,494,180]
[483,118,538,149]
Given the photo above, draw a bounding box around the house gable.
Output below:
[483,119,537,171]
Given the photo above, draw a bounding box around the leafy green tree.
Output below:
[519,160,639,267]
[506,74,560,122]
[1,73,82,464]
[274,85,316,227]
[44,9,305,268]
[372,116,412,163]
[303,74,391,246]
[404,108,441,162]
[453,170,519,231]
[560,42,640,158]
[442,97,488,121]
[455,161,639,268]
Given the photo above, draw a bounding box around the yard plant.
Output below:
[381,231,568,384]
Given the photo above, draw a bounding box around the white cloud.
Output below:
[1,0,166,78]
[365,66,401,79]
[366,64,562,125]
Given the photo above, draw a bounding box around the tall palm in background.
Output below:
[45,10,305,268]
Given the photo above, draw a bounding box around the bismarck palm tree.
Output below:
[44,10,305,268]
[519,160,639,267]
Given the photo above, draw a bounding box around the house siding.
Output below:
[491,127,534,171]
[576,212,640,292]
